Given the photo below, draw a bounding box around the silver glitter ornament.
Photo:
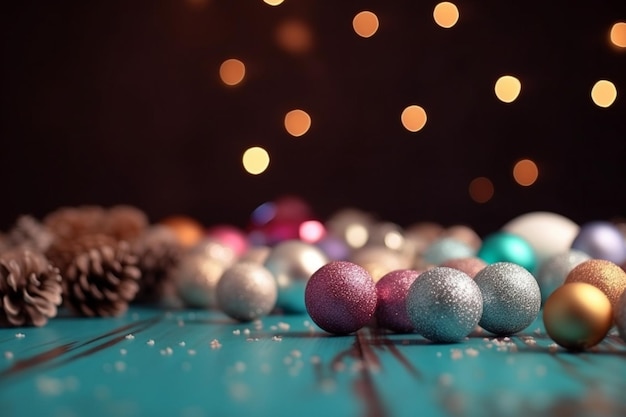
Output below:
[216,262,278,322]
[474,262,541,335]
[263,240,328,313]
[173,240,236,309]
[406,267,483,343]
[536,249,591,304]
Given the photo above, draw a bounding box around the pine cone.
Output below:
[0,248,63,327]
[47,234,141,317]
[8,215,54,253]
[43,205,107,241]
[132,226,182,303]
[103,205,149,242]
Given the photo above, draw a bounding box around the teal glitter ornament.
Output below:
[477,232,537,273]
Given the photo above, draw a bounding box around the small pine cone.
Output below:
[8,215,54,253]
[103,205,149,242]
[48,234,141,317]
[132,226,182,303]
[43,205,107,241]
[0,248,63,327]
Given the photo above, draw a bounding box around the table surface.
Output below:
[1,307,625,417]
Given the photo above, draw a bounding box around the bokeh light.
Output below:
[299,220,326,243]
[591,80,617,108]
[219,59,246,86]
[284,109,312,137]
[242,147,270,175]
[345,224,369,248]
[401,105,427,132]
[353,11,379,38]
[263,0,284,6]
[433,2,459,28]
[610,22,626,48]
[469,177,494,203]
[494,75,522,103]
[276,19,313,54]
[513,159,539,186]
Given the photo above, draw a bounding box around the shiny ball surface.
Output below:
[614,291,626,343]
[422,237,476,266]
[564,259,626,309]
[474,262,541,335]
[406,267,483,343]
[304,261,377,335]
[440,257,487,278]
[375,269,421,333]
[571,221,626,265]
[501,211,579,267]
[216,262,278,322]
[263,240,328,313]
[477,232,537,273]
[536,250,591,304]
[543,282,613,351]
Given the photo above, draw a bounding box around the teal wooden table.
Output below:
[1,307,625,417]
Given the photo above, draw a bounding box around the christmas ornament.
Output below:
[422,237,475,267]
[477,232,537,273]
[536,250,590,304]
[375,269,421,333]
[564,259,626,309]
[570,221,626,265]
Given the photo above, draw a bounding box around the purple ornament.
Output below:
[375,269,421,333]
[305,261,377,335]
[571,221,626,265]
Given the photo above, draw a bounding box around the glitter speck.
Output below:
[15,333,26,339]
[233,329,241,335]
[125,334,135,340]
[277,322,290,331]
[160,347,173,356]
[465,348,479,357]
[178,341,186,347]
[4,351,14,360]
[188,349,197,356]
[272,335,283,342]
[210,339,222,349]
[120,349,127,355]
[451,349,463,360]
[147,339,155,346]
[114,361,126,372]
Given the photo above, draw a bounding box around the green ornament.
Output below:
[477,232,537,273]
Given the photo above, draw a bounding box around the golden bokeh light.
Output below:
[469,177,494,203]
[433,2,459,28]
[284,109,312,137]
[401,105,427,132]
[494,75,522,103]
[219,59,246,86]
[263,0,284,6]
[610,22,626,48]
[353,11,379,38]
[242,147,270,175]
[513,159,539,186]
[276,19,313,54]
[345,224,369,248]
[591,80,617,108]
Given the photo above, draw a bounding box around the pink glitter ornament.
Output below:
[305,261,377,335]
[375,269,421,333]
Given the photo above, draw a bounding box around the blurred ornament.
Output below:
[501,211,579,266]
[47,234,141,317]
[263,240,328,313]
[298,220,326,244]
[205,224,249,257]
[132,225,182,304]
[0,248,62,327]
[444,225,482,251]
[239,245,271,264]
[614,291,626,343]
[248,195,315,245]
[316,235,350,261]
[325,208,375,249]
[160,215,204,248]
[349,246,411,282]
[570,221,626,265]
[216,262,277,322]
[477,232,537,273]
[422,237,475,267]
[564,259,626,309]
[375,269,421,333]
[173,240,236,309]
[406,267,483,343]
[536,250,591,305]
[543,282,612,351]
[404,222,444,256]
[305,261,377,335]
[474,262,541,336]
[367,222,405,251]
[440,257,487,278]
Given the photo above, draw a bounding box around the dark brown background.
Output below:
[1,0,625,236]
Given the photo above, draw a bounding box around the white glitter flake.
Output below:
[120,349,127,356]
[272,335,283,342]
[146,339,155,346]
[243,329,251,336]
[124,334,135,340]
[277,322,290,331]
[4,351,14,360]
[210,339,222,349]
[114,361,126,372]
[178,341,186,347]
[160,347,174,356]
[15,333,26,339]
[188,349,197,356]
[451,349,463,360]
[465,348,479,357]
[233,329,241,336]
[548,343,559,352]
[291,350,302,358]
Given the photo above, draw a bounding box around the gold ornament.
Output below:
[543,282,613,351]
[564,259,626,309]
